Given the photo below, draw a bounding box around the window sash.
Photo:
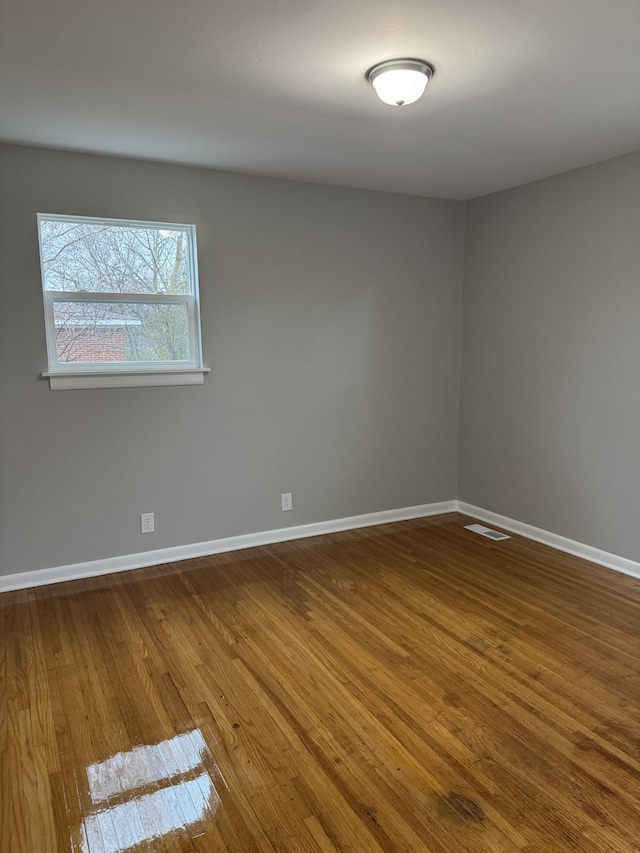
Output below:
[43,291,200,372]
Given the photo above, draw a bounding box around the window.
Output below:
[37,214,208,389]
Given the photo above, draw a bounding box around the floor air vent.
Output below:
[464,523,510,541]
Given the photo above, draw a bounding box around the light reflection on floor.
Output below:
[74,729,220,852]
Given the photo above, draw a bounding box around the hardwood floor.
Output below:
[2,512,640,852]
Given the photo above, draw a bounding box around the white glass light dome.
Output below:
[366,59,434,106]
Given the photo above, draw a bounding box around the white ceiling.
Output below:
[1,0,639,199]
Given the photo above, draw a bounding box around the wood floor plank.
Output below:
[2,512,640,851]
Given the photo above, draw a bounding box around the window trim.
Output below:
[41,367,210,391]
[37,213,206,390]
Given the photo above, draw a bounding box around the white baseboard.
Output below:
[457,502,640,580]
[0,500,457,593]
[4,499,638,594]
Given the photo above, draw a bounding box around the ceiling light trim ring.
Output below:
[365,58,435,87]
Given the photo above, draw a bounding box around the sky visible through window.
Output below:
[40,220,190,295]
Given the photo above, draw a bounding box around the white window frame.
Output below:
[37,214,209,390]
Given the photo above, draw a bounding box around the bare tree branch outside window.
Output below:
[40,220,193,364]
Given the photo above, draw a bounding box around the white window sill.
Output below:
[41,368,210,390]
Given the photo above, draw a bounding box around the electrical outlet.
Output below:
[281,493,292,512]
[140,512,155,534]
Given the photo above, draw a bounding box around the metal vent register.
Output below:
[465,524,510,541]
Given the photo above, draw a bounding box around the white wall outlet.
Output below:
[140,512,155,534]
[281,493,293,512]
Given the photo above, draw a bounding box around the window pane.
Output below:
[53,301,191,364]
[40,218,192,295]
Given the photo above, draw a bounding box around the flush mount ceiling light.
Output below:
[366,58,434,106]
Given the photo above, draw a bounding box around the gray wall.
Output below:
[0,144,465,575]
[459,150,640,562]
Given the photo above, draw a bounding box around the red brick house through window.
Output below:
[54,303,142,363]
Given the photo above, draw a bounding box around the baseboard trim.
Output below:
[457,502,640,580]
[5,499,637,594]
[0,500,457,593]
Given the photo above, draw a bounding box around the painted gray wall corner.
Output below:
[459,149,640,562]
